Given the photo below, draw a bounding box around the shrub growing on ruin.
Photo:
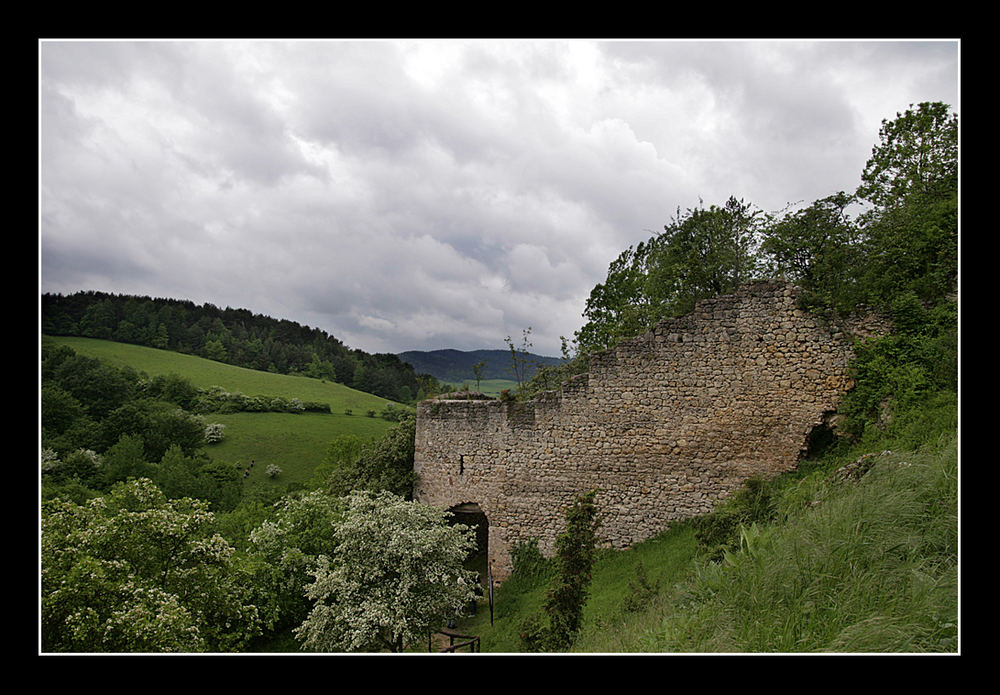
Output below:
[519,489,601,652]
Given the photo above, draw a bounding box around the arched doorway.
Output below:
[448,502,489,585]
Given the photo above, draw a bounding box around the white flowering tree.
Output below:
[204,422,226,444]
[41,478,263,652]
[294,490,477,653]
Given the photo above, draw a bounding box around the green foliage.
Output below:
[100,434,155,488]
[41,478,263,652]
[379,403,407,421]
[576,197,768,354]
[294,490,476,652]
[572,103,958,359]
[761,191,865,313]
[143,372,200,409]
[100,400,206,463]
[309,433,366,489]
[190,385,328,415]
[622,561,660,614]
[248,489,346,632]
[41,337,403,498]
[691,476,776,561]
[857,191,958,307]
[649,196,767,315]
[510,538,553,580]
[520,490,601,652]
[46,335,406,418]
[326,416,417,499]
[44,448,104,489]
[857,101,957,212]
[840,295,957,441]
[48,350,136,420]
[42,292,429,403]
[574,238,664,354]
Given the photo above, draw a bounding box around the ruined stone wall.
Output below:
[413,281,879,582]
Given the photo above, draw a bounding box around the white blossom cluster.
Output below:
[294,490,477,652]
[203,422,226,444]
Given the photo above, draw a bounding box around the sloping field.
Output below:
[43,336,409,487]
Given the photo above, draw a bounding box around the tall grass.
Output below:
[638,437,958,653]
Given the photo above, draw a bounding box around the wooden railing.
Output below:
[432,627,480,653]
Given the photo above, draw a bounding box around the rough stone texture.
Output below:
[413,281,886,582]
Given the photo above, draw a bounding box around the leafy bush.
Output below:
[519,490,601,652]
[294,490,476,652]
[691,476,776,561]
[190,387,325,415]
[41,478,263,652]
[510,538,552,580]
[326,417,416,499]
[840,295,957,442]
[204,422,226,444]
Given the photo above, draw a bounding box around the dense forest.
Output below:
[40,101,958,654]
[41,293,443,404]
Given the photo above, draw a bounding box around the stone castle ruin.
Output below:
[413,281,887,582]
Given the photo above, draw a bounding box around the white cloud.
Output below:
[40,39,959,356]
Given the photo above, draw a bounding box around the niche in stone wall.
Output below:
[804,412,842,458]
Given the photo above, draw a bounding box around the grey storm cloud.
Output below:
[39,39,959,356]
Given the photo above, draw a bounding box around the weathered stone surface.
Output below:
[413,281,886,582]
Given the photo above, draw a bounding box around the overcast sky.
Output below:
[39,39,959,357]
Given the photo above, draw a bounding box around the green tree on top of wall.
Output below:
[570,102,958,358]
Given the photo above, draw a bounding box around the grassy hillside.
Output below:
[45,336,405,411]
[450,414,958,653]
[42,335,407,488]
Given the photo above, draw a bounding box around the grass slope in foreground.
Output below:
[452,432,957,654]
[43,336,407,488]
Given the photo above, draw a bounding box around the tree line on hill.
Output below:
[41,293,445,404]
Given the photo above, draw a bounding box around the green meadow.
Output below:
[43,335,408,488]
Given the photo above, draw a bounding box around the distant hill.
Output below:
[397,349,564,383]
[41,290,434,404]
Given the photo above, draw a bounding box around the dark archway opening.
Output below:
[805,421,838,459]
[448,503,489,584]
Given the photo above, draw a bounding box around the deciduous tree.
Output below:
[41,478,263,652]
[857,101,957,213]
[294,490,476,652]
